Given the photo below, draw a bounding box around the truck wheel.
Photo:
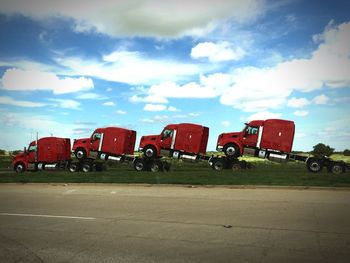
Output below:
[223,143,240,158]
[143,145,157,158]
[15,162,26,173]
[75,148,87,160]
[134,158,146,171]
[69,163,79,172]
[150,160,163,172]
[330,163,345,175]
[82,162,92,173]
[306,158,323,173]
[212,159,225,171]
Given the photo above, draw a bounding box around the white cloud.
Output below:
[0,0,265,38]
[103,101,115,106]
[294,110,309,117]
[140,115,170,124]
[116,110,126,115]
[0,96,46,107]
[55,51,199,85]
[132,20,350,111]
[143,104,167,112]
[287,97,310,108]
[191,42,246,62]
[1,68,93,94]
[295,133,306,138]
[246,111,282,121]
[313,94,329,105]
[76,92,106,100]
[49,99,81,110]
[167,106,178,112]
[220,21,350,111]
[221,121,231,127]
[0,111,77,149]
[144,80,221,102]
[129,94,169,104]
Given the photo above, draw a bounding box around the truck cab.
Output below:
[139,124,177,158]
[217,119,294,157]
[13,137,71,173]
[139,123,209,159]
[12,141,38,172]
[72,127,136,160]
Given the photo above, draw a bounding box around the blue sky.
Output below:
[0,0,349,151]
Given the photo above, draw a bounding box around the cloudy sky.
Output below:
[0,0,349,151]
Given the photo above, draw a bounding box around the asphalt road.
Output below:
[0,184,350,263]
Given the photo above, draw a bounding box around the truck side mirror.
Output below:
[24,147,27,154]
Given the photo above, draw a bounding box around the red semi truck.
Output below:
[12,137,72,173]
[72,126,136,161]
[214,119,348,174]
[135,123,209,171]
[139,123,209,159]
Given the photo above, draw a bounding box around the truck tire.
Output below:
[162,161,171,172]
[69,163,79,172]
[231,161,242,171]
[306,158,323,173]
[212,158,226,171]
[75,148,87,160]
[95,162,104,172]
[14,162,26,173]
[82,162,92,173]
[150,160,163,172]
[223,143,240,158]
[134,158,146,171]
[143,145,157,159]
[330,163,345,175]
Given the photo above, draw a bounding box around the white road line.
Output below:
[63,189,76,194]
[0,213,95,220]
[110,191,116,194]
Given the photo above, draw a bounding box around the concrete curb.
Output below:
[1,182,350,191]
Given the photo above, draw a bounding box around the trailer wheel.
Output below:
[82,162,92,173]
[75,148,87,160]
[231,161,241,171]
[212,159,225,171]
[14,162,26,173]
[95,162,104,172]
[69,163,79,172]
[162,161,171,172]
[330,163,345,175]
[306,158,323,173]
[150,160,163,172]
[143,145,157,158]
[223,143,240,158]
[134,158,146,171]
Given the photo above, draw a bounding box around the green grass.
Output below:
[0,158,349,187]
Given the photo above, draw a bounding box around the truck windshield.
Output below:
[246,126,258,135]
[162,129,173,139]
[92,133,101,141]
[28,145,37,152]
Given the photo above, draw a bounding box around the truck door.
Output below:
[243,126,259,148]
[27,143,37,163]
[160,128,174,150]
[90,132,102,152]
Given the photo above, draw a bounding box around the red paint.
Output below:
[217,119,295,155]
[12,137,71,170]
[72,127,136,158]
[139,123,209,157]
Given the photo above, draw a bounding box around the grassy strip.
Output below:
[1,160,349,187]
